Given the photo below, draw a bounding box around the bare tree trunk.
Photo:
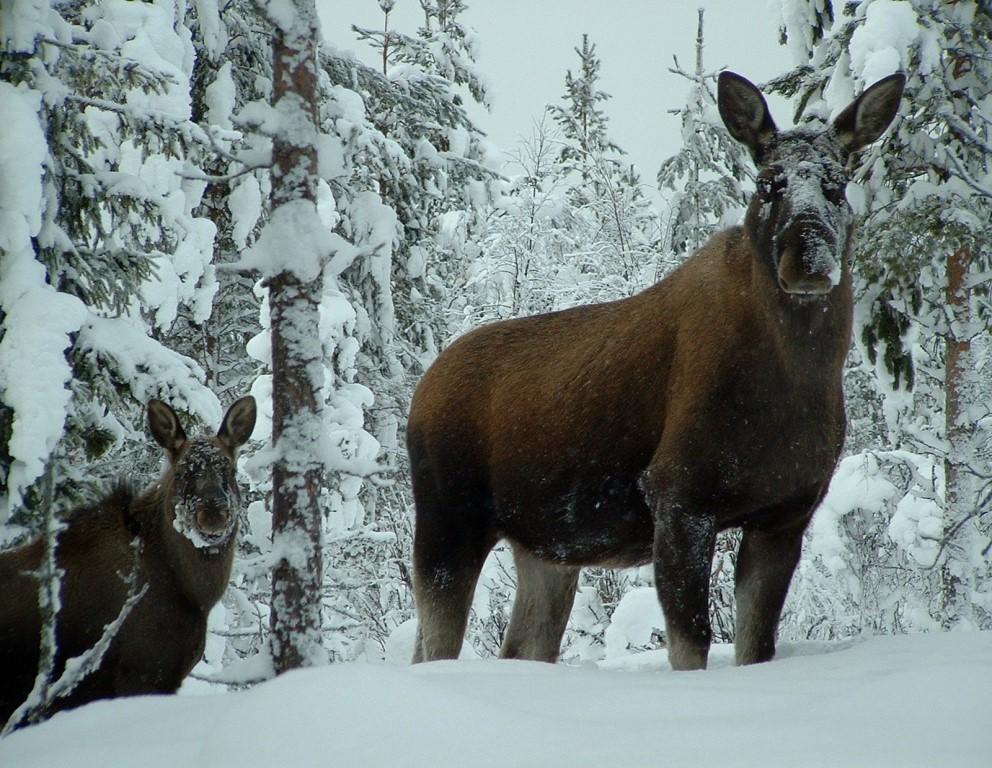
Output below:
[942,244,974,627]
[267,0,327,673]
[690,8,704,254]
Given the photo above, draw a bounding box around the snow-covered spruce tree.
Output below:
[354,0,489,108]
[314,2,500,657]
[547,34,659,290]
[656,9,751,257]
[184,19,419,668]
[458,114,581,328]
[0,0,224,531]
[550,34,619,179]
[773,0,992,634]
[221,2,447,665]
[349,0,497,405]
[178,0,272,405]
[474,34,658,330]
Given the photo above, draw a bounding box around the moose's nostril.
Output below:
[778,247,834,296]
[196,507,229,534]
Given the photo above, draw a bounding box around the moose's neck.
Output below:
[746,232,854,375]
[137,484,236,613]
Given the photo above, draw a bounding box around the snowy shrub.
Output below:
[603,586,665,661]
[783,450,947,639]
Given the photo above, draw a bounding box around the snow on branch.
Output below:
[75,315,223,428]
[320,48,481,135]
[38,36,178,97]
[0,81,88,521]
[231,200,334,282]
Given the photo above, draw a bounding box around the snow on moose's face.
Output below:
[171,438,241,549]
[748,129,853,297]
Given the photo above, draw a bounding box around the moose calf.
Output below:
[0,395,256,727]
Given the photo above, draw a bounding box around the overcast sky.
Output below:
[321,1,793,183]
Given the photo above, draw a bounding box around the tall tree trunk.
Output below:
[689,8,704,254]
[942,244,974,627]
[267,0,326,673]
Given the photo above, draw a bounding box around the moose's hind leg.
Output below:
[411,498,495,664]
[499,544,580,663]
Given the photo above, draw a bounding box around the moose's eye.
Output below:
[756,168,786,201]
[822,178,846,204]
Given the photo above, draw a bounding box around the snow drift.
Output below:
[0,631,987,767]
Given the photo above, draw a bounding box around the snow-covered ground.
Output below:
[1,630,988,767]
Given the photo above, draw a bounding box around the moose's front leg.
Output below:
[734,498,815,666]
[645,478,717,671]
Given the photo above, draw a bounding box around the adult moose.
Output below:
[0,395,256,727]
[408,72,905,669]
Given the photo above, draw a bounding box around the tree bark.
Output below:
[268,1,326,673]
[942,244,973,627]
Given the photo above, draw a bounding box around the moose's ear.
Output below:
[148,399,187,458]
[718,71,778,161]
[833,73,905,154]
[217,396,257,452]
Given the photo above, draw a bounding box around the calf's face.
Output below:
[147,396,257,549]
[172,438,241,546]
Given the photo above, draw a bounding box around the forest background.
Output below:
[0,0,989,684]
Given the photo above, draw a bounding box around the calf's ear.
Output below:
[218,396,257,452]
[148,399,187,459]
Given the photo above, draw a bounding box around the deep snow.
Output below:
[1,630,988,767]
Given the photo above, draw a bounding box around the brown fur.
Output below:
[407,72,905,669]
[0,396,255,726]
